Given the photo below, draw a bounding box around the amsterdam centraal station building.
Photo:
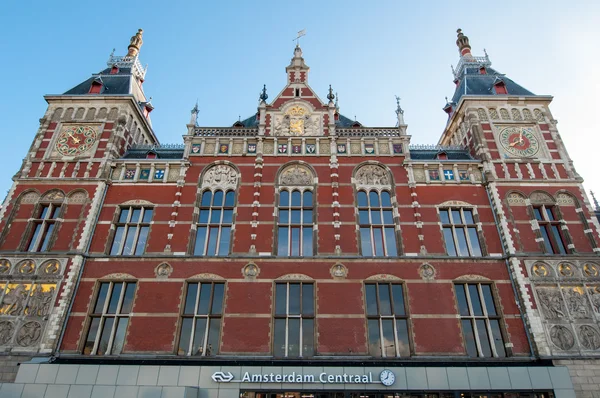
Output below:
[0,29,596,398]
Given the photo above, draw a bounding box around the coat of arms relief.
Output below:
[272,105,322,136]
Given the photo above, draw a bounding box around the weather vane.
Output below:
[293,29,306,46]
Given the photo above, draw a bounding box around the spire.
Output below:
[456,28,472,57]
[259,84,268,103]
[286,44,310,84]
[327,85,335,104]
[592,191,600,210]
[395,96,405,126]
[127,29,144,57]
[335,92,339,113]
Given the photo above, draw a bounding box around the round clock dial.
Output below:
[56,126,98,156]
[379,369,395,386]
[499,126,540,158]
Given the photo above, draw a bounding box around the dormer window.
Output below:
[493,80,507,95]
[479,66,487,75]
[89,79,103,94]
[233,121,244,128]
[436,151,448,160]
[110,65,119,74]
[146,151,157,159]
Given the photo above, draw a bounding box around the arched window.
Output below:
[193,164,238,256]
[25,190,65,252]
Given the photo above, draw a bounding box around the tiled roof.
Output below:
[451,67,534,104]
[63,67,133,95]
[121,148,184,160]
[409,149,475,161]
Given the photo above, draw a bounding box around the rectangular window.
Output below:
[277,190,314,256]
[83,281,136,355]
[110,207,153,255]
[439,208,482,257]
[178,282,225,356]
[273,282,314,357]
[357,190,397,257]
[194,190,235,256]
[364,283,410,357]
[27,204,61,252]
[454,283,506,358]
[533,205,567,254]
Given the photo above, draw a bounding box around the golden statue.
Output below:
[127,29,144,57]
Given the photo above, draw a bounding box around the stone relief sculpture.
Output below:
[589,288,600,313]
[550,325,575,350]
[1,285,28,315]
[537,288,566,319]
[355,165,390,186]
[563,288,590,319]
[279,165,312,186]
[26,286,55,317]
[202,165,238,189]
[16,321,42,347]
[580,325,600,350]
[0,321,14,345]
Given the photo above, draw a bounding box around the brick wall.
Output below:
[0,354,33,383]
[554,359,600,398]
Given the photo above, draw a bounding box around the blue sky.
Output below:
[1,1,599,204]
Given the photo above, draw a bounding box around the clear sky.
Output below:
[1,1,599,205]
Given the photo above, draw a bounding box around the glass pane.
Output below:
[467,228,482,256]
[201,191,212,207]
[279,190,289,207]
[111,318,128,355]
[371,210,381,224]
[454,285,470,316]
[183,284,198,315]
[481,285,496,316]
[206,318,221,355]
[302,284,314,315]
[210,209,221,223]
[360,228,373,256]
[439,209,450,224]
[27,224,42,251]
[451,209,462,224]
[303,191,313,206]
[130,208,141,223]
[455,228,469,256]
[288,318,300,357]
[39,205,49,219]
[83,317,101,355]
[222,210,233,224]
[378,284,392,315]
[93,283,110,314]
[199,210,209,223]
[97,317,114,356]
[302,319,314,356]
[213,190,224,206]
[275,284,287,315]
[551,225,567,254]
[291,191,301,207]
[461,319,478,357]
[289,284,301,315]
[382,319,395,357]
[142,208,153,223]
[211,283,225,314]
[369,191,380,207]
[443,228,457,256]
[192,318,207,356]
[118,208,129,223]
[396,319,410,356]
[279,210,289,224]
[218,227,231,255]
[381,191,391,207]
[359,210,369,225]
[206,227,219,256]
[540,226,554,253]
[302,228,313,256]
[365,284,378,315]
[368,319,381,357]
[291,228,300,256]
[533,207,543,220]
[274,319,286,357]
[373,228,384,256]
[291,210,301,224]
[384,228,397,256]
[545,207,555,221]
[302,210,312,224]
[357,191,367,207]
[278,227,289,256]
[382,210,393,224]
[39,223,54,251]
[489,319,506,357]
[122,227,137,255]
[224,191,235,207]
[107,283,123,314]
[194,227,207,255]
[197,283,211,315]
[463,210,474,224]
[51,205,61,219]
[134,226,148,255]
[178,318,193,355]
[468,284,484,316]
[476,319,492,357]
[120,283,136,314]
[391,285,405,316]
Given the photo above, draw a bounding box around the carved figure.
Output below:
[203,165,237,189]
[18,261,35,274]
[355,165,390,186]
[2,285,28,315]
[16,321,42,347]
[280,165,312,186]
[419,263,436,280]
[580,325,600,350]
[0,260,10,274]
[243,263,259,278]
[27,286,55,317]
[537,289,565,319]
[564,288,590,318]
[331,263,347,278]
[550,325,574,350]
[585,264,600,278]
[0,321,14,345]
[155,263,173,279]
[559,263,575,277]
[589,288,600,313]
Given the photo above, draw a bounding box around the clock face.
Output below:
[498,126,540,158]
[56,126,98,156]
[379,369,395,386]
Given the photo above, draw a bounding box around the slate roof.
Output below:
[451,66,534,104]
[121,148,185,160]
[63,67,133,95]
[234,113,359,127]
[409,149,475,161]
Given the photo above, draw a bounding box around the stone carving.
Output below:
[580,325,600,350]
[276,274,312,281]
[273,106,322,136]
[588,287,600,313]
[242,263,260,279]
[537,288,566,319]
[534,108,544,122]
[455,274,489,281]
[530,191,554,204]
[0,321,14,345]
[523,109,534,121]
[511,109,522,121]
[419,263,436,280]
[488,108,499,120]
[477,108,488,120]
[16,321,42,347]
[26,285,55,317]
[155,263,173,279]
[42,190,65,201]
[563,287,590,318]
[42,260,60,275]
[507,193,526,206]
[68,191,88,204]
[584,263,600,278]
[0,260,10,274]
[202,165,238,189]
[20,192,40,204]
[121,199,154,206]
[330,263,348,279]
[532,263,551,277]
[550,325,574,350]
[1,285,28,315]
[559,263,575,277]
[355,165,390,186]
[188,273,225,281]
[500,108,510,120]
[17,260,35,275]
[279,165,312,186]
[365,274,402,281]
[556,193,575,206]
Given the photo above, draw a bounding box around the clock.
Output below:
[498,126,540,158]
[55,125,98,156]
[379,369,395,386]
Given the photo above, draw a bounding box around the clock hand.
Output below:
[67,132,81,144]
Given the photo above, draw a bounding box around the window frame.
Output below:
[438,206,484,257]
[109,206,153,256]
[25,203,63,252]
[276,188,315,257]
[356,189,398,257]
[193,189,236,257]
[533,204,568,254]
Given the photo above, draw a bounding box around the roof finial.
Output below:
[592,191,600,210]
[259,84,268,102]
[456,28,472,57]
[190,100,199,125]
[127,29,144,57]
[335,92,339,112]
[327,84,335,103]
[293,29,306,47]
[395,96,405,126]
